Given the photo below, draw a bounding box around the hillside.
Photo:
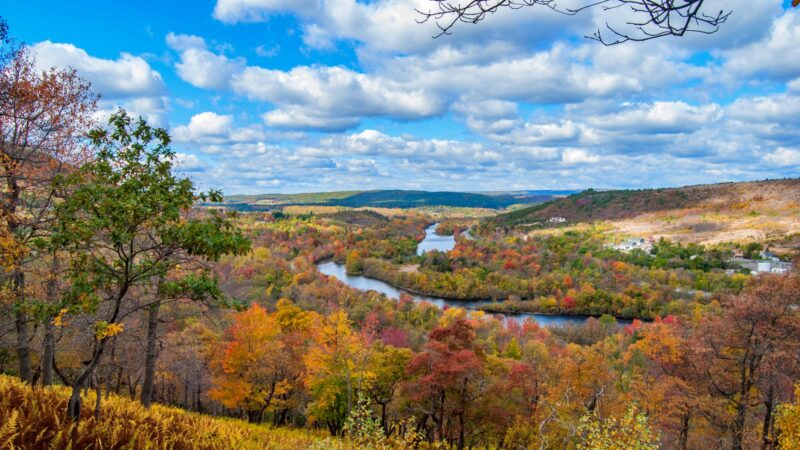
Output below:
[332,190,510,208]
[0,375,342,450]
[222,189,574,210]
[226,190,362,206]
[488,179,800,246]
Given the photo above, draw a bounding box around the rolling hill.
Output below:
[221,189,577,210]
[486,179,800,247]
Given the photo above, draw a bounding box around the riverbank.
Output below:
[479,302,638,322]
[357,263,640,321]
[317,260,631,327]
[317,222,637,326]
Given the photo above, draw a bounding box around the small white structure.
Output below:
[611,237,653,253]
[547,216,567,224]
[770,263,792,274]
[757,262,772,273]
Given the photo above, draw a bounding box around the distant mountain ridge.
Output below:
[222,189,580,210]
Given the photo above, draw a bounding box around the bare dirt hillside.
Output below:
[495,179,800,250]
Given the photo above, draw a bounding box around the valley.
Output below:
[4,3,800,447]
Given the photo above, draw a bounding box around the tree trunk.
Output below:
[183,376,190,408]
[94,375,102,420]
[5,170,31,384]
[457,411,465,450]
[457,378,467,450]
[12,268,32,383]
[196,382,204,413]
[380,402,389,436]
[41,256,59,386]
[762,382,775,450]
[68,344,106,421]
[731,378,752,450]
[679,412,690,450]
[247,410,261,423]
[140,299,161,408]
[68,383,83,421]
[41,321,55,386]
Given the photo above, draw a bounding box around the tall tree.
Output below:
[366,343,412,435]
[304,309,370,435]
[693,275,800,450]
[0,21,95,383]
[139,206,249,409]
[404,319,485,450]
[52,110,248,420]
[625,319,700,449]
[209,301,310,423]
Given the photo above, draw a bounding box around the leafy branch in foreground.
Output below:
[51,109,249,420]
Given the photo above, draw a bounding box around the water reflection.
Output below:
[417,223,456,256]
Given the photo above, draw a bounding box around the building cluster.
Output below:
[609,237,654,253]
[729,251,793,275]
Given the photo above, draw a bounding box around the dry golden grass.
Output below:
[0,375,341,450]
[605,181,800,248]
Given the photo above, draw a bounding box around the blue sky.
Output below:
[4,0,800,194]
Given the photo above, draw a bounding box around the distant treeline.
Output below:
[220,189,579,210]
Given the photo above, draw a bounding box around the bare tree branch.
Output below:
[417,0,734,45]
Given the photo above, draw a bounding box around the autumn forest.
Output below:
[3,7,800,450]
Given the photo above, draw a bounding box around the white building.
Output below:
[611,237,653,253]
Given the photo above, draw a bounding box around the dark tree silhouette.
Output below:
[417,0,736,45]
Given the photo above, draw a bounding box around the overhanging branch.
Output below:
[417,0,734,45]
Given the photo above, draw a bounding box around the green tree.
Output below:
[52,110,249,420]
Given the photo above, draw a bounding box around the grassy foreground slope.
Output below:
[0,375,337,450]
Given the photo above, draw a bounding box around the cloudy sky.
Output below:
[5,1,800,194]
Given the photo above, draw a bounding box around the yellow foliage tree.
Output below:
[776,384,800,449]
[578,405,660,450]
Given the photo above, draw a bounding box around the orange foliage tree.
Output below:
[210,301,312,424]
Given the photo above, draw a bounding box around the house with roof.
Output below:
[610,237,653,253]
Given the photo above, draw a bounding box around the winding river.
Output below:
[317,224,595,327]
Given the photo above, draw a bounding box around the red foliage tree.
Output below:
[404,320,485,449]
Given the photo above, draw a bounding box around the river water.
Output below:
[417,223,456,256]
[317,223,594,327]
